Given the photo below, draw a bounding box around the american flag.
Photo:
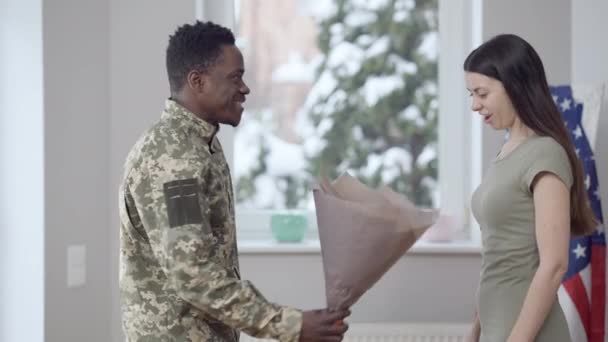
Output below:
[551,85,606,342]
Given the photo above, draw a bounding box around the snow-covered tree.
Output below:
[302,0,438,206]
[235,0,439,209]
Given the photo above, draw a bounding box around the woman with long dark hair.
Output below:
[464,34,597,341]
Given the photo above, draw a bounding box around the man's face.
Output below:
[199,44,250,126]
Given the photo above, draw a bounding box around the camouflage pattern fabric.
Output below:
[119,99,302,342]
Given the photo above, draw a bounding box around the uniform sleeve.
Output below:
[522,139,573,193]
[128,156,302,342]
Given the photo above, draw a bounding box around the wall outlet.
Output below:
[67,244,86,288]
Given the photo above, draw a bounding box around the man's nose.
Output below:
[240,81,250,95]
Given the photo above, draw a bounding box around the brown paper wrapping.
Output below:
[313,173,439,309]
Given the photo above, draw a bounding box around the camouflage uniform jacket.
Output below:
[119,99,302,342]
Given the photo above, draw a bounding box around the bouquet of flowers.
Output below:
[313,173,439,310]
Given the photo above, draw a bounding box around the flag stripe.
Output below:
[590,244,606,342]
[564,275,591,339]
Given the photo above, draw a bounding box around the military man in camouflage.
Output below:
[118,21,350,342]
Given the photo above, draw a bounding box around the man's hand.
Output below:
[299,309,350,342]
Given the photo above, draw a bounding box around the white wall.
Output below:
[42,0,112,340]
[0,0,45,341]
[572,0,608,224]
[239,253,480,323]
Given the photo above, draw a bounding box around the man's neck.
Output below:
[171,93,217,125]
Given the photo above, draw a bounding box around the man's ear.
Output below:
[186,70,207,94]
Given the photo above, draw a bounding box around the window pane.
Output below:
[234,0,439,211]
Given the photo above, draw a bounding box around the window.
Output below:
[199,0,481,244]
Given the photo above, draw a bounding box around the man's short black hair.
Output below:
[166,21,235,94]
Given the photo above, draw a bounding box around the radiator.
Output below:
[240,322,469,342]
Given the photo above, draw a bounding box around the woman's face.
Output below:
[465,72,518,130]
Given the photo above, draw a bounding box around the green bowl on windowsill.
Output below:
[270,212,308,243]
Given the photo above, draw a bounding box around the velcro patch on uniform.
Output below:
[163,179,203,228]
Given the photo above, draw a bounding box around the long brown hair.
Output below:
[464,34,597,236]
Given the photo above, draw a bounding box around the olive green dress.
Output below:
[471,136,573,342]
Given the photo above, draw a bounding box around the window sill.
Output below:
[238,239,481,255]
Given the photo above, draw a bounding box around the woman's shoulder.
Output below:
[526,135,568,157]
[521,135,573,189]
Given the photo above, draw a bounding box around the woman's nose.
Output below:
[471,98,482,111]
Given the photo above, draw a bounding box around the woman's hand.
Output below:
[466,311,480,342]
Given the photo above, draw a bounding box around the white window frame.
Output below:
[196,0,483,245]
